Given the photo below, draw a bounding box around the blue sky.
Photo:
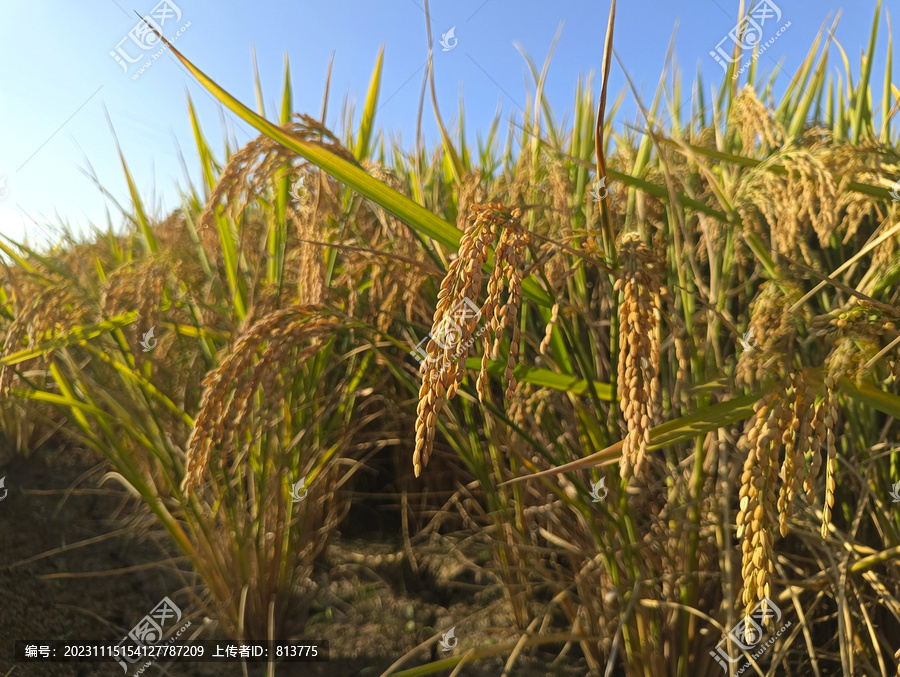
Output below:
[0,0,889,248]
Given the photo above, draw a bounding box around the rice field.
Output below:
[2,1,900,675]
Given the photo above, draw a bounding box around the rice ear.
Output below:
[615,232,663,479]
[412,204,530,477]
[182,306,343,495]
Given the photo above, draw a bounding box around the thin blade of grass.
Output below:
[851,0,882,143]
[354,46,384,162]
[500,390,770,485]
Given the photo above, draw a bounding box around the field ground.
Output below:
[0,445,592,677]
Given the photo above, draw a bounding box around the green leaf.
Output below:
[787,32,831,139]
[187,95,217,195]
[851,0,882,143]
[107,113,157,255]
[465,358,613,399]
[501,389,772,485]
[840,379,900,420]
[743,231,779,279]
[880,16,893,143]
[154,33,554,306]
[0,237,37,274]
[354,46,384,162]
[0,313,138,366]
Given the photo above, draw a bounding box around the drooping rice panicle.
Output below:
[413,204,529,477]
[614,232,663,479]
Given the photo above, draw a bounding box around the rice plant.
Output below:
[2,1,900,674]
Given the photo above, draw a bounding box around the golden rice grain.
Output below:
[738,387,784,613]
[730,86,784,156]
[0,276,92,397]
[820,375,839,538]
[737,365,843,610]
[539,302,559,356]
[737,148,839,262]
[412,204,530,477]
[182,306,343,495]
[614,233,663,478]
[777,373,806,537]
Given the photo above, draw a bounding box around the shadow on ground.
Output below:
[0,447,591,676]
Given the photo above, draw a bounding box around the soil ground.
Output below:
[0,446,593,677]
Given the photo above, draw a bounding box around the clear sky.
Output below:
[0,0,889,249]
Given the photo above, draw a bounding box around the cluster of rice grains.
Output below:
[350,161,431,334]
[733,279,847,620]
[735,280,804,385]
[738,146,841,265]
[195,114,350,265]
[730,87,785,157]
[100,258,172,363]
[735,372,840,619]
[181,306,343,494]
[733,277,900,637]
[613,233,663,479]
[413,204,530,477]
[0,275,93,397]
